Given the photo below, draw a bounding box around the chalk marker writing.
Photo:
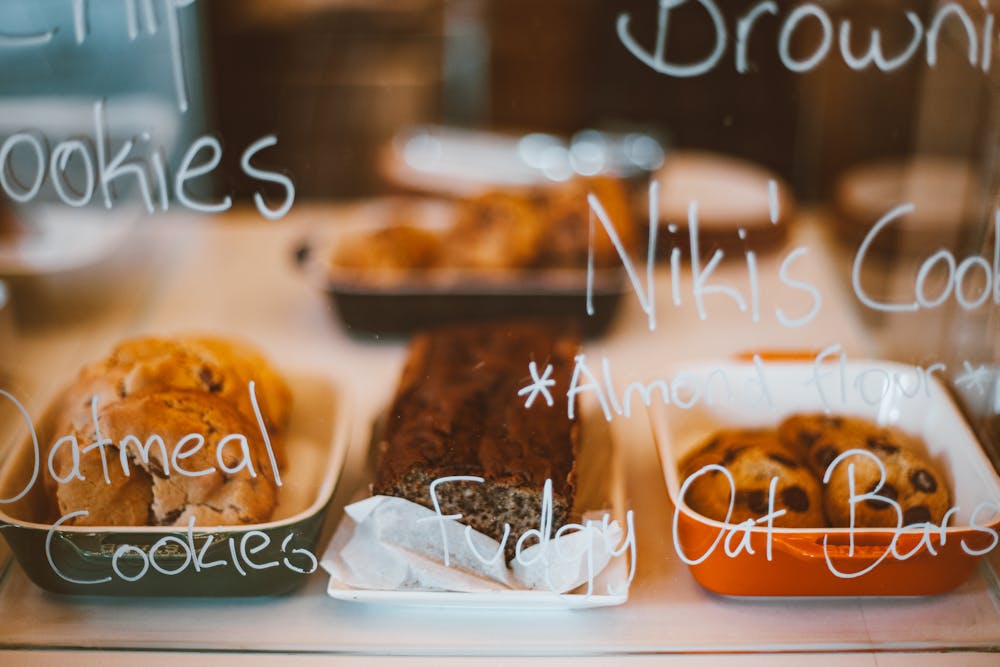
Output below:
[0,382,280,503]
[673,452,1000,579]
[586,181,821,328]
[853,207,999,313]
[0,101,296,220]
[619,0,997,76]
[45,514,316,584]
[418,476,636,595]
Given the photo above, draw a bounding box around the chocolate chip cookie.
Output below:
[819,429,951,528]
[680,429,825,528]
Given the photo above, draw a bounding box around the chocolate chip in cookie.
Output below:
[781,485,811,512]
[863,481,898,508]
[903,505,932,525]
[865,435,900,455]
[910,468,938,493]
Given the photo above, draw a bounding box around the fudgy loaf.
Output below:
[373,323,579,560]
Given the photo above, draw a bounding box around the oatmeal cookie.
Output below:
[53,390,278,527]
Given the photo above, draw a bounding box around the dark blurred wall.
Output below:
[207,0,444,199]
[205,0,993,202]
[487,0,938,199]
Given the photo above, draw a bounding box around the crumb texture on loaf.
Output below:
[373,322,580,553]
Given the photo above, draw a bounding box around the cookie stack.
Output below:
[780,414,950,528]
[331,175,635,275]
[47,335,291,527]
[680,414,950,529]
[681,428,824,528]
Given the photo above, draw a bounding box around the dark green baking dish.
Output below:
[0,370,349,596]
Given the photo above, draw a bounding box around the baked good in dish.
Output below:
[45,334,289,526]
[833,156,980,258]
[179,335,292,437]
[372,322,579,560]
[527,175,634,269]
[0,196,25,243]
[680,414,952,529]
[53,391,278,526]
[333,224,442,271]
[778,413,951,528]
[54,335,290,453]
[330,176,635,274]
[449,191,547,270]
[447,175,635,270]
[777,413,866,477]
[680,429,824,527]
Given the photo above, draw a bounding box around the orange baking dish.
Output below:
[649,359,1000,596]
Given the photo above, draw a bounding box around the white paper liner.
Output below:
[321,495,626,595]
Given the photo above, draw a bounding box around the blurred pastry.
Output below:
[333,176,635,274]
[55,335,290,440]
[334,224,442,272]
[447,190,547,270]
[530,175,635,268]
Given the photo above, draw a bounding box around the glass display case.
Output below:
[1,0,998,662]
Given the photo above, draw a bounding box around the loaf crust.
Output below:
[372,323,579,559]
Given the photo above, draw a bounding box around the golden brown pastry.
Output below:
[447,190,547,270]
[331,176,635,275]
[778,414,951,528]
[53,390,278,527]
[53,335,290,451]
[333,224,442,272]
[680,429,825,528]
[680,415,953,531]
[44,335,290,526]
[177,335,292,437]
[531,175,635,268]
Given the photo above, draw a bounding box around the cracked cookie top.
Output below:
[52,390,278,527]
[51,335,290,464]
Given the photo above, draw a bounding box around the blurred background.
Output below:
[0,0,992,202]
[202,0,997,200]
[0,0,998,451]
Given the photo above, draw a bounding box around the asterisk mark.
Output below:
[518,361,556,408]
[956,361,992,396]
